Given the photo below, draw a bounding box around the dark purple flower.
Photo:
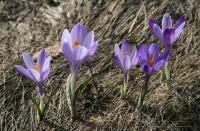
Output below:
[149,13,185,50]
[15,48,51,96]
[114,39,139,75]
[139,43,170,74]
[61,23,98,74]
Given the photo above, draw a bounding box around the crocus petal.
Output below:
[148,19,157,30]
[61,29,72,48]
[15,65,33,81]
[141,65,152,74]
[159,50,170,64]
[37,48,46,72]
[61,42,74,65]
[175,16,185,29]
[29,69,40,82]
[139,44,149,62]
[71,23,87,44]
[114,44,123,62]
[175,22,185,40]
[152,24,164,43]
[123,55,131,72]
[83,31,94,48]
[114,44,122,58]
[114,44,123,68]
[88,41,98,56]
[121,39,131,53]
[80,42,98,64]
[114,55,123,69]
[162,13,172,30]
[152,60,164,72]
[42,56,51,72]
[73,45,88,64]
[149,43,159,61]
[22,53,34,69]
[163,28,175,46]
[130,47,138,66]
[41,68,50,81]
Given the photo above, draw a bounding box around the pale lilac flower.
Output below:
[114,40,138,99]
[114,39,138,76]
[61,23,98,74]
[15,48,51,96]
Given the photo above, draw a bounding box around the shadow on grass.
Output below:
[42,119,69,131]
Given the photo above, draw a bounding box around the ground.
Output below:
[1,0,200,130]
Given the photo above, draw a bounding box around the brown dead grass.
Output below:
[1,0,200,130]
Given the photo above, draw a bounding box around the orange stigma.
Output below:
[148,54,155,66]
[123,51,129,56]
[73,41,80,48]
[34,64,39,72]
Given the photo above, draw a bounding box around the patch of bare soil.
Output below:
[1,0,200,130]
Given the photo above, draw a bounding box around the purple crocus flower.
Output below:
[61,23,98,75]
[139,43,170,74]
[114,39,139,76]
[149,13,185,50]
[15,48,51,96]
[114,39,138,99]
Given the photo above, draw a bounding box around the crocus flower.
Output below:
[139,43,169,74]
[61,23,98,120]
[61,23,98,75]
[15,48,51,96]
[114,39,138,76]
[114,39,138,99]
[137,43,170,109]
[149,13,185,50]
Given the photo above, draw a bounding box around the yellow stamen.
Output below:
[124,51,129,56]
[73,41,80,48]
[34,64,39,72]
[148,54,155,66]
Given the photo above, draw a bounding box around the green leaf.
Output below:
[30,97,43,120]
[66,74,74,108]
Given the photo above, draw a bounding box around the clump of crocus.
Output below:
[137,43,169,109]
[114,40,138,99]
[61,23,98,121]
[148,13,185,89]
[15,48,51,121]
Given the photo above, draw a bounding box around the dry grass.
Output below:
[1,0,200,130]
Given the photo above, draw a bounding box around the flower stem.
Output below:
[37,95,44,122]
[137,74,150,109]
[120,72,128,100]
[70,73,77,122]
[87,62,99,99]
[164,62,171,89]
[70,102,76,122]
